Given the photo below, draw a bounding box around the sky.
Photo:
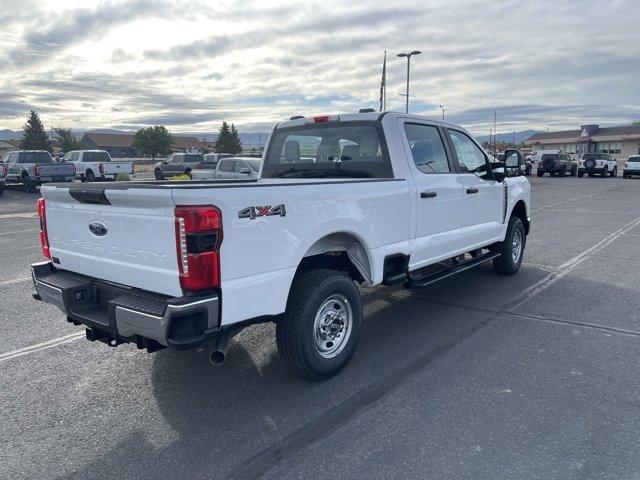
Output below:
[1,0,639,136]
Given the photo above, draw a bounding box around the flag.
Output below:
[379,51,386,112]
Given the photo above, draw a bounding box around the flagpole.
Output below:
[383,50,387,111]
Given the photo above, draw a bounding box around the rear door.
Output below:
[43,185,182,296]
[446,128,504,250]
[400,120,463,268]
[216,159,237,179]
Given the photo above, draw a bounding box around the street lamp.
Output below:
[439,104,445,120]
[397,50,421,113]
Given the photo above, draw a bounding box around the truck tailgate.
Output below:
[39,163,75,179]
[42,185,181,297]
[103,162,133,175]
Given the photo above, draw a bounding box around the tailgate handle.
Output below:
[466,188,479,194]
[420,191,437,198]
[69,189,111,205]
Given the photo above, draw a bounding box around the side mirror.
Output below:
[503,149,523,177]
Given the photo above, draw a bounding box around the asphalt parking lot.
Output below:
[2,175,640,480]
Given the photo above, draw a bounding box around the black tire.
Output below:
[588,173,595,177]
[492,216,525,276]
[601,167,607,178]
[0,183,4,196]
[557,166,566,177]
[610,166,617,177]
[578,171,584,178]
[277,269,362,380]
[550,172,556,177]
[623,173,628,179]
[154,169,164,180]
[570,166,577,176]
[537,169,544,177]
[86,170,95,182]
[22,174,36,193]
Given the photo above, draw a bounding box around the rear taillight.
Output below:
[37,198,51,259]
[132,164,135,174]
[195,163,203,169]
[98,163,104,174]
[71,164,77,176]
[174,206,222,292]
[1,164,6,177]
[34,164,40,176]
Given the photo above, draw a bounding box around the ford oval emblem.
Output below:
[88,221,108,236]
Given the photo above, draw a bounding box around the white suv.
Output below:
[623,155,640,179]
[578,153,618,178]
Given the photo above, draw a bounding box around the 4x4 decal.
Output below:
[238,204,286,220]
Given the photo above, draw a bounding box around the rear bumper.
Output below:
[578,167,606,174]
[36,176,76,183]
[624,169,640,176]
[31,261,220,350]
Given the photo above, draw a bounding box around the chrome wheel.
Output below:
[511,229,523,264]
[313,294,353,358]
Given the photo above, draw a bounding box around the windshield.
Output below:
[540,154,557,161]
[19,152,52,163]
[628,156,640,162]
[83,152,111,162]
[262,121,392,179]
[581,154,597,160]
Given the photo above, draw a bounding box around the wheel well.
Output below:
[511,200,529,235]
[295,233,372,284]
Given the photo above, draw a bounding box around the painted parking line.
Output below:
[0,277,31,286]
[0,332,85,363]
[0,212,38,219]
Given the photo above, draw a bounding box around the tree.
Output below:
[53,128,82,153]
[132,125,173,160]
[230,123,243,154]
[21,110,51,152]
[214,121,243,154]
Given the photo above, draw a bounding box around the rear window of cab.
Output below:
[262,121,393,179]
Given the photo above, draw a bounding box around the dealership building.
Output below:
[526,124,640,160]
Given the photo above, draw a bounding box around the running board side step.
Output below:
[405,252,500,289]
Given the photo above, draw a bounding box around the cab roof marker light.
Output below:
[312,115,340,123]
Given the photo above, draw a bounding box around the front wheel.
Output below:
[571,166,577,176]
[277,269,362,380]
[578,170,585,178]
[492,216,525,276]
[610,166,617,177]
[601,167,608,178]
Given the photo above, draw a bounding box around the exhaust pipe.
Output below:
[209,331,230,366]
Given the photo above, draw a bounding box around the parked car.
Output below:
[154,153,204,180]
[536,153,577,177]
[190,156,261,181]
[62,150,134,182]
[2,150,76,192]
[623,155,640,178]
[0,162,6,196]
[31,111,530,380]
[578,153,618,177]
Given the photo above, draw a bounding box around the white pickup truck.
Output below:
[31,112,530,380]
[63,150,134,181]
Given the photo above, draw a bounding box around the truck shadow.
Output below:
[67,262,621,480]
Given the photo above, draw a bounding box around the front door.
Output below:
[446,129,504,250]
[401,121,463,269]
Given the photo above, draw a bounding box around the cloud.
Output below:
[0,0,639,134]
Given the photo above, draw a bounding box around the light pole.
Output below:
[397,50,421,113]
[439,104,445,120]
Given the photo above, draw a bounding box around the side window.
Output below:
[403,123,450,174]
[219,160,236,172]
[235,161,248,173]
[71,152,80,162]
[448,130,492,180]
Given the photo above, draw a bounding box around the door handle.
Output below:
[420,191,437,198]
[466,188,479,194]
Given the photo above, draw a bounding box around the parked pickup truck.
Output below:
[154,153,204,180]
[623,155,640,178]
[0,162,5,196]
[190,156,261,181]
[31,112,530,380]
[2,150,76,192]
[62,150,134,182]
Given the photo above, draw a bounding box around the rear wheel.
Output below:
[623,172,628,179]
[610,166,617,177]
[0,182,4,196]
[277,269,362,380]
[86,170,95,182]
[601,167,608,178]
[22,173,36,193]
[537,169,544,177]
[578,170,585,178]
[154,169,164,180]
[492,216,525,276]
[588,173,595,177]
[570,165,577,176]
